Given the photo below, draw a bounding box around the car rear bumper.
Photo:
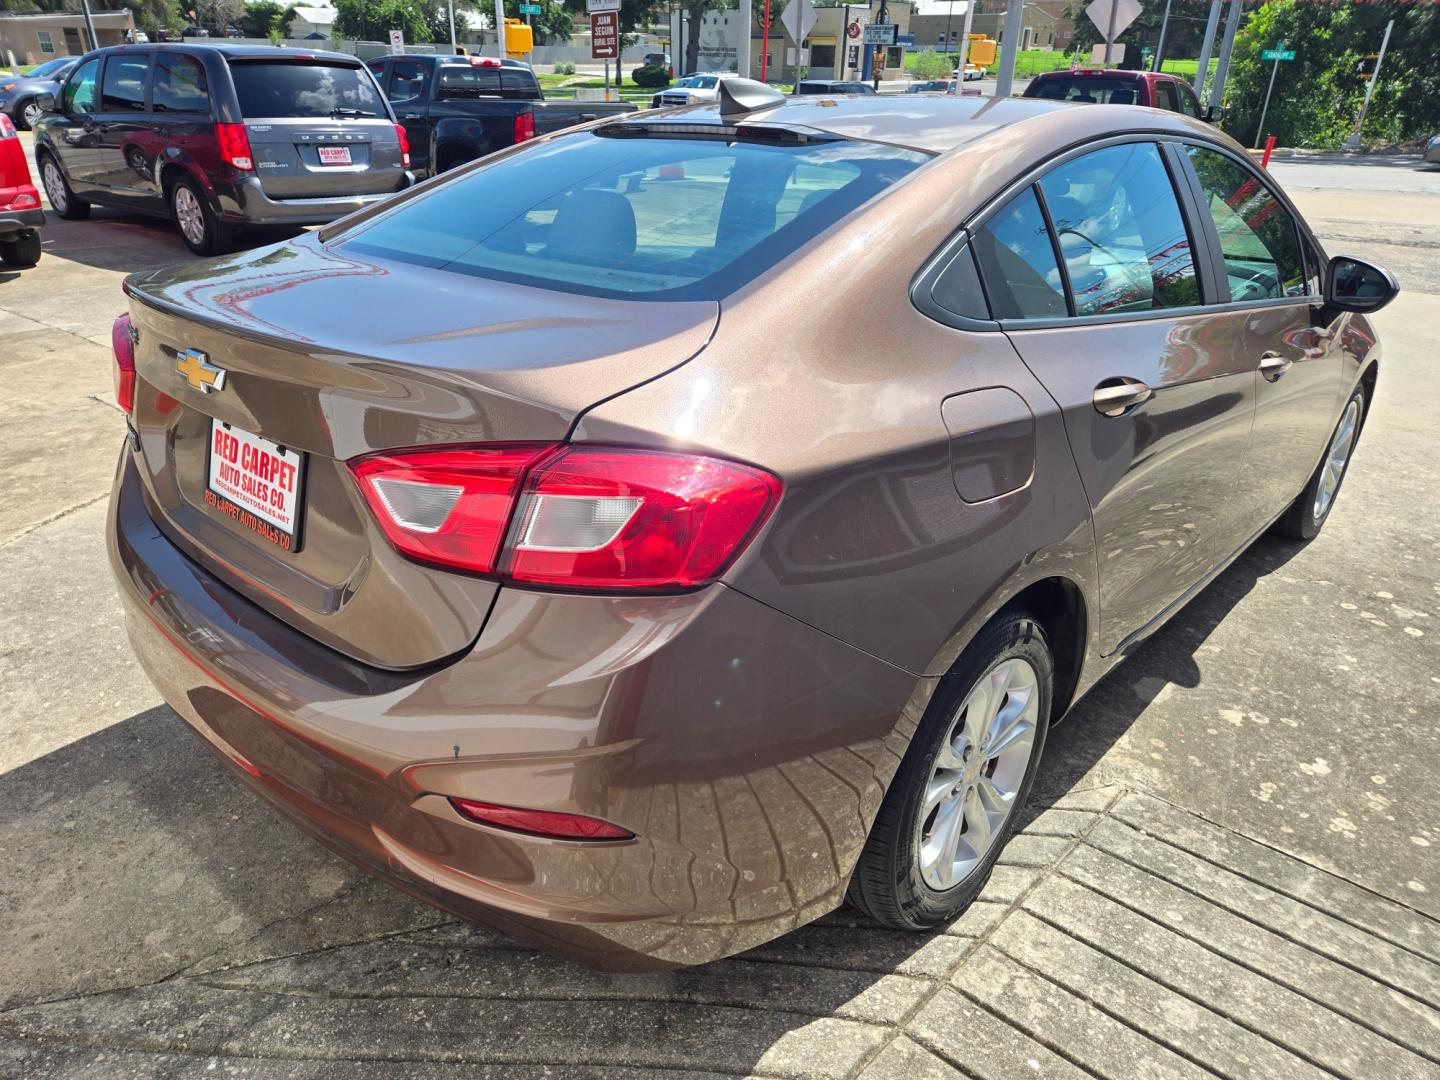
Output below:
[217,174,414,227]
[0,206,43,239]
[108,447,927,969]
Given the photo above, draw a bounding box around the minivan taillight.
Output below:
[111,312,136,414]
[513,112,535,144]
[394,123,411,168]
[215,122,253,171]
[349,444,781,592]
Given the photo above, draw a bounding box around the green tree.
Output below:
[240,0,285,37]
[531,0,574,43]
[1223,0,1440,148]
[561,0,662,45]
[333,0,447,42]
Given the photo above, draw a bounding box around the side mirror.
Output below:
[1203,104,1221,123]
[1326,255,1399,315]
[35,92,56,114]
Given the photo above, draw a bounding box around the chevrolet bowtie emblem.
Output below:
[177,348,226,394]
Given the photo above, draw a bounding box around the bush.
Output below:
[631,64,671,88]
[911,50,953,81]
[556,62,576,75]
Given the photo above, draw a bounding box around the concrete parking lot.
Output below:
[1,135,1437,1077]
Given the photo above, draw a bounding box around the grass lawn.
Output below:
[903,48,1216,81]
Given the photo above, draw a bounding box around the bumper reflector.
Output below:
[451,798,633,841]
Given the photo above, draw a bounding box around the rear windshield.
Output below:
[436,63,540,99]
[229,60,385,118]
[1029,76,1141,105]
[339,130,929,301]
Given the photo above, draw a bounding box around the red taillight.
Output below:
[0,113,16,139]
[393,122,411,168]
[349,444,781,592]
[351,444,554,575]
[451,798,633,840]
[513,111,535,144]
[5,191,39,210]
[215,122,253,171]
[111,312,136,414]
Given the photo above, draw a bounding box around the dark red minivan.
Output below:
[1025,68,1211,120]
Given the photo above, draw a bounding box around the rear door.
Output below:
[384,58,434,173]
[225,57,405,199]
[1178,143,1344,526]
[974,139,1259,653]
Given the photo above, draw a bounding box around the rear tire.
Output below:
[38,153,89,220]
[848,611,1052,930]
[1272,384,1366,541]
[0,230,42,268]
[169,175,231,256]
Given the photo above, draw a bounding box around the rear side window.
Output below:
[1030,76,1140,105]
[1185,145,1306,300]
[340,131,929,300]
[101,53,151,112]
[1039,142,1199,315]
[1174,83,1202,118]
[229,61,385,118]
[153,53,209,112]
[971,187,1066,319]
[436,64,538,100]
[1154,80,1178,112]
[389,60,431,101]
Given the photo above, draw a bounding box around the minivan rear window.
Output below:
[339,130,929,301]
[1030,76,1140,105]
[229,60,385,118]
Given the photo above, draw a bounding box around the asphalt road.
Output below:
[1,137,1437,1077]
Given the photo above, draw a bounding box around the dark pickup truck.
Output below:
[367,54,636,176]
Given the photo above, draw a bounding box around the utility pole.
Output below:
[1345,18,1393,150]
[448,0,457,51]
[79,0,99,51]
[738,0,751,79]
[954,0,974,91]
[1207,0,1242,112]
[994,0,1024,98]
[1193,0,1221,95]
[1153,0,1172,72]
[493,0,506,59]
[839,3,849,79]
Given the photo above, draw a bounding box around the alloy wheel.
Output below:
[1313,398,1360,522]
[21,101,42,128]
[41,159,66,213]
[916,657,1040,890]
[173,185,205,247]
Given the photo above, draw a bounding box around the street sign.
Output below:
[387,28,404,55]
[585,0,619,11]
[1084,0,1141,42]
[846,20,863,40]
[779,0,817,44]
[1260,48,1295,61]
[862,23,897,46]
[518,3,541,13]
[590,10,619,59]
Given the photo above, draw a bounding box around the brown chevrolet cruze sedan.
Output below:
[108,83,1397,969]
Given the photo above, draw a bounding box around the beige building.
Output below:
[908,4,1059,53]
[0,10,136,66]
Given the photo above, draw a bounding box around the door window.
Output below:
[1039,142,1200,315]
[101,53,151,112]
[970,187,1067,319]
[62,57,100,115]
[153,53,209,112]
[1174,83,1202,118]
[1185,145,1307,301]
[389,60,431,101]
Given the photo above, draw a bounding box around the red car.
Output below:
[0,111,43,267]
[1024,68,1210,121]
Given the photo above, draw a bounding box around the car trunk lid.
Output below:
[122,234,718,670]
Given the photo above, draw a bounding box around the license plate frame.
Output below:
[317,145,353,166]
[205,419,307,553]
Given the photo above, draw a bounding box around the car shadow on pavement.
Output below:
[35,207,301,276]
[0,535,1310,1072]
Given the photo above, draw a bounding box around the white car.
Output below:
[651,72,742,109]
[952,64,987,81]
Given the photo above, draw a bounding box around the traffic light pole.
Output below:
[993,0,1024,98]
[1345,18,1393,150]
